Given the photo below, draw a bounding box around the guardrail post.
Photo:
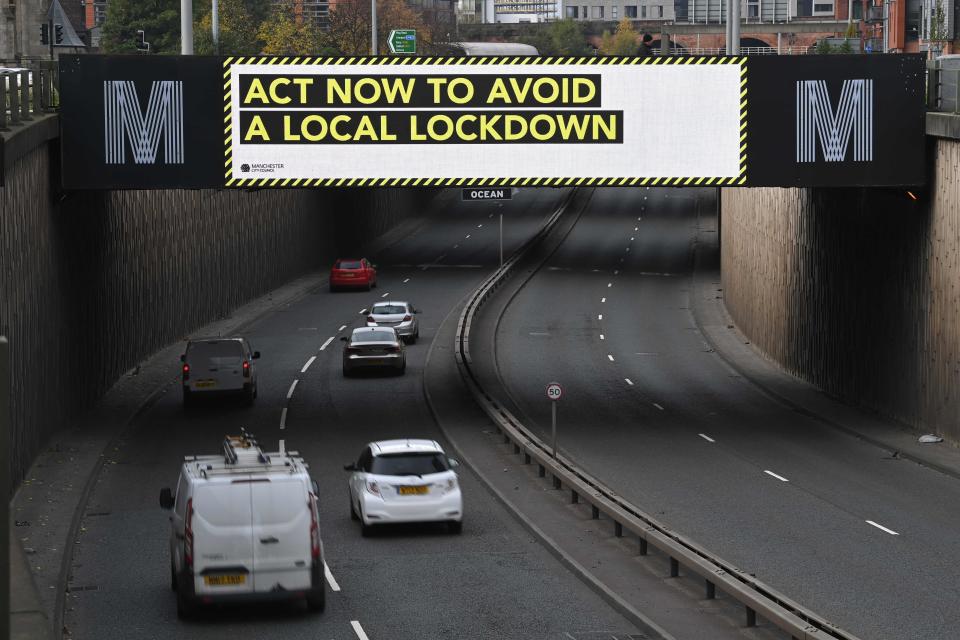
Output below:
[591,505,599,519]
[18,70,31,121]
[552,475,561,489]
[745,606,757,627]
[503,433,510,444]
[512,443,520,454]
[669,557,679,577]
[523,453,531,464]
[614,522,622,537]
[639,537,648,555]
[570,490,578,504]
[538,464,545,477]
[7,74,20,125]
[0,74,8,131]
[706,579,715,599]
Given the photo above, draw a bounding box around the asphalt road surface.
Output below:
[491,187,960,640]
[63,188,645,640]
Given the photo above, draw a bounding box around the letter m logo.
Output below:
[796,79,873,163]
[104,81,184,164]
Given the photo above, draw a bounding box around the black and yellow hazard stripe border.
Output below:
[222,55,748,189]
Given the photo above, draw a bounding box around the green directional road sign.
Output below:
[388,29,416,54]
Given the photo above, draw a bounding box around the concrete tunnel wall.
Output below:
[721,137,960,442]
[0,135,433,490]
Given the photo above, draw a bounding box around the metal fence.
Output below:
[681,46,811,55]
[927,57,960,113]
[0,61,59,132]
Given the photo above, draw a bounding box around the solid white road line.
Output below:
[301,356,317,373]
[319,336,335,351]
[607,354,615,362]
[351,621,370,640]
[698,433,715,443]
[324,562,341,592]
[866,520,900,535]
[381,292,390,298]
[338,325,347,332]
[652,403,664,411]
[286,379,299,399]
[764,470,789,482]
[625,378,633,385]
[403,278,410,283]
[280,407,287,430]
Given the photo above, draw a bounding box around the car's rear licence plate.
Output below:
[341,273,354,278]
[399,486,428,495]
[204,574,245,586]
[195,381,216,388]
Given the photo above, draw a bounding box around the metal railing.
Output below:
[926,58,960,113]
[0,61,59,132]
[681,46,810,55]
[453,188,865,640]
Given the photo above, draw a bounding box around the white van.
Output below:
[181,337,260,406]
[159,432,325,618]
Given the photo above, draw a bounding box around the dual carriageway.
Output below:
[61,188,960,640]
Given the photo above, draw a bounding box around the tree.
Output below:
[194,0,267,55]
[926,0,949,56]
[99,0,181,53]
[599,18,639,55]
[522,19,589,56]
[327,0,434,56]
[258,0,322,55]
[815,39,834,54]
[838,38,853,54]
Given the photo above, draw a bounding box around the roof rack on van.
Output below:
[183,431,306,478]
[223,429,269,465]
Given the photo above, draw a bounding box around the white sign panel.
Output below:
[546,382,563,401]
[227,59,743,186]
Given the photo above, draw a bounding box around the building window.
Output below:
[625,4,637,16]
[94,2,108,25]
[641,4,647,16]
[812,0,833,12]
[566,5,579,16]
[654,4,663,16]
[612,4,618,17]
[582,5,588,18]
[748,2,759,16]
[592,4,604,17]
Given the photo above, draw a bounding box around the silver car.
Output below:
[341,327,406,376]
[366,301,420,344]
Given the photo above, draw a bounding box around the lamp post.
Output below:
[371,0,378,55]
[181,0,194,54]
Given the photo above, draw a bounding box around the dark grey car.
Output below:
[341,327,406,376]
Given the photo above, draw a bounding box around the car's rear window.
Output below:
[354,330,396,343]
[187,341,244,367]
[337,260,362,269]
[373,305,407,315]
[371,452,448,476]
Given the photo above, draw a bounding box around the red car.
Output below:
[330,258,377,291]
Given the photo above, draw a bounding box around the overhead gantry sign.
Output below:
[58,54,926,190]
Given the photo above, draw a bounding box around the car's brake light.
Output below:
[386,346,400,353]
[367,315,375,323]
[402,315,412,322]
[182,364,190,381]
[308,494,320,560]
[184,498,194,571]
[242,360,250,378]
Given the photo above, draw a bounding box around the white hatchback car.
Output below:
[344,440,463,535]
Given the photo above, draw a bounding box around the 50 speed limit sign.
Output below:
[546,382,563,401]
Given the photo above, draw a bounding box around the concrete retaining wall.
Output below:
[0,136,431,488]
[722,138,960,441]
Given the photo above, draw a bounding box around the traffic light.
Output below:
[54,23,63,44]
[40,23,49,45]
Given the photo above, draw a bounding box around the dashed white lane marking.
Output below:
[286,379,299,399]
[600,334,605,340]
[338,325,347,332]
[607,354,615,362]
[529,332,550,336]
[699,433,715,443]
[764,470,789,482]
[634,227,639,232]
[319,336,335,351]
[613,269,619,275]
[598,314,603,320]
[301,356,317,373]
[359,308,367,314]
[381,292,390,298]
[279,407,287,430]
[324,562,341,592]
[866,520,900,536]
[601,297,606,303]
[607,282,613,288]
[626,247,631,252]
[652,402,664,411]
[477,224,483,228]
[466,234,471,239]
[403,278,410,283]
[630,237,635,241]
[454,244,459,249]
[351,621,370,640]
[625,378,633,385]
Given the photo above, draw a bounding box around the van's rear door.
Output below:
[251,478,312,592]
[192,482,255,595]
